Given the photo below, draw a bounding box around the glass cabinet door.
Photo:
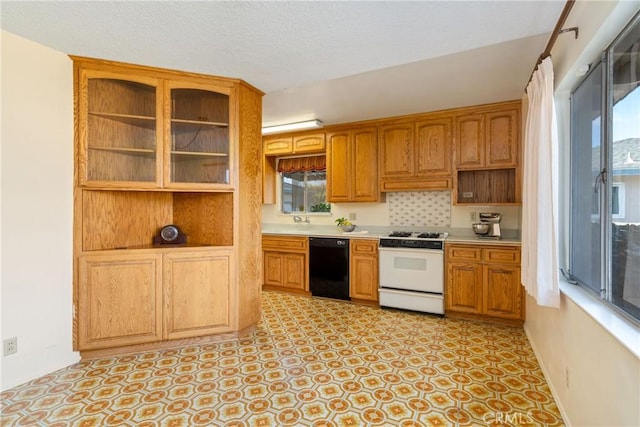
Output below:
[80,71,161,186]
[168,85,231,187]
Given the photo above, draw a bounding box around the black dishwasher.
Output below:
[309,237,350,300]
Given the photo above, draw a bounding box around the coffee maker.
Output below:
[472,213,502,239]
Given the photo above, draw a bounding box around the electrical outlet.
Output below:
[3,337,17,356]
[462,192,473,198]
[470,212,477,221]
[565,366,570,389]
[348,212,357,221]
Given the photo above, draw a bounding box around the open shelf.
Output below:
[81,191,234,252]
[456,168,518,205]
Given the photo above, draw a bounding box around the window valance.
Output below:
[277,155,326,173]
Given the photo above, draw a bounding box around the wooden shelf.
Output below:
[89,146,156,157]
[172,118,228,127]
[89,111,156,127]
[171,151,228,158]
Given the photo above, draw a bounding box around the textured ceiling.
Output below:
[1,1,566,126]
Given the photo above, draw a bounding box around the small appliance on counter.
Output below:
[472,213,502,239]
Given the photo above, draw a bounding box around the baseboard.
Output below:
[523,323,571,427]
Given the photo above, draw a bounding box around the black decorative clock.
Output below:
[153,224,187,245]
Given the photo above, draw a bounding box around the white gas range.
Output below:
[378,231,448,315]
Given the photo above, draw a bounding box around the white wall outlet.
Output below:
[462,191,473,198]
[3,337,17,356]
[470,212,477,221]
[348,212,357,221]
[565,366,570,389]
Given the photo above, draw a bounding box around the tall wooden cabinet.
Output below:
[72,57,263,358]
[445,244,524,325]
[326,126,379,202]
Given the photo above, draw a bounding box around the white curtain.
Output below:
[522,57,560,308]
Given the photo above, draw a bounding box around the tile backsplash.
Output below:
[388,191,451,227]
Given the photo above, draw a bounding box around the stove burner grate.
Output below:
[388,231,412,237]
[417,232,441,239]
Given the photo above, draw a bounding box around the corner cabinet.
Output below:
[72,56,263,358]
[78,70,233,190]
[445,244,524,326]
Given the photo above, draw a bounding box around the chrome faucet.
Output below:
[293,215,310,223]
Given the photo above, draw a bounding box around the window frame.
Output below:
[277,157,330,215]
[568,11,640,325]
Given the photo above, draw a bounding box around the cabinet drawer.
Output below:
[264,137,293,155]
[262,235,308,252]
[446,245,481,262]
[293,133,326,153]
[351,239,378,255]
[482,247,520,264]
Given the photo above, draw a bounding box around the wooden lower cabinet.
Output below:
[446,262,482,314]
[263,252,307,291]
[78,252,163,351]
[350,239,379,303]
[262,235,309,294]
[483,264,522,320]
[445,244,523,325]
[163,250,232,340]
[77,247,233,352]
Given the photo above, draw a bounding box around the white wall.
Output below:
[525,1,640,426]
[0,31,78,390]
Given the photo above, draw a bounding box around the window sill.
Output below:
[559,279,640,359]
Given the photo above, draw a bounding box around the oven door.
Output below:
[378,247,443,294]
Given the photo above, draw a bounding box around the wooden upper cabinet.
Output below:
[485,109,518,168]
[379,117,453,192]
[263,132,325,156]
[352,128,378,201]
[379,123,414,178]
[327,127,379,203]
[166,82,232,189]
[455,103,520,170]
[293,133,326,153]
[326,131,351,202]
[415,117,452,176]
[78,68,234,190]
[455,113,484,169]
[264,136,293,156]
[79,70,163,188]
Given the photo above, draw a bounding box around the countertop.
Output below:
[262,224,521,246]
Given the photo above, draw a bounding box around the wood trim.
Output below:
[380,178,452,192]
[69,55,264,95]
[79,329,245,360]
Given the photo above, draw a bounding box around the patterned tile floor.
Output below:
[1,291,564,426]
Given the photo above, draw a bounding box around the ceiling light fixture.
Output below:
[262,119,323,135]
